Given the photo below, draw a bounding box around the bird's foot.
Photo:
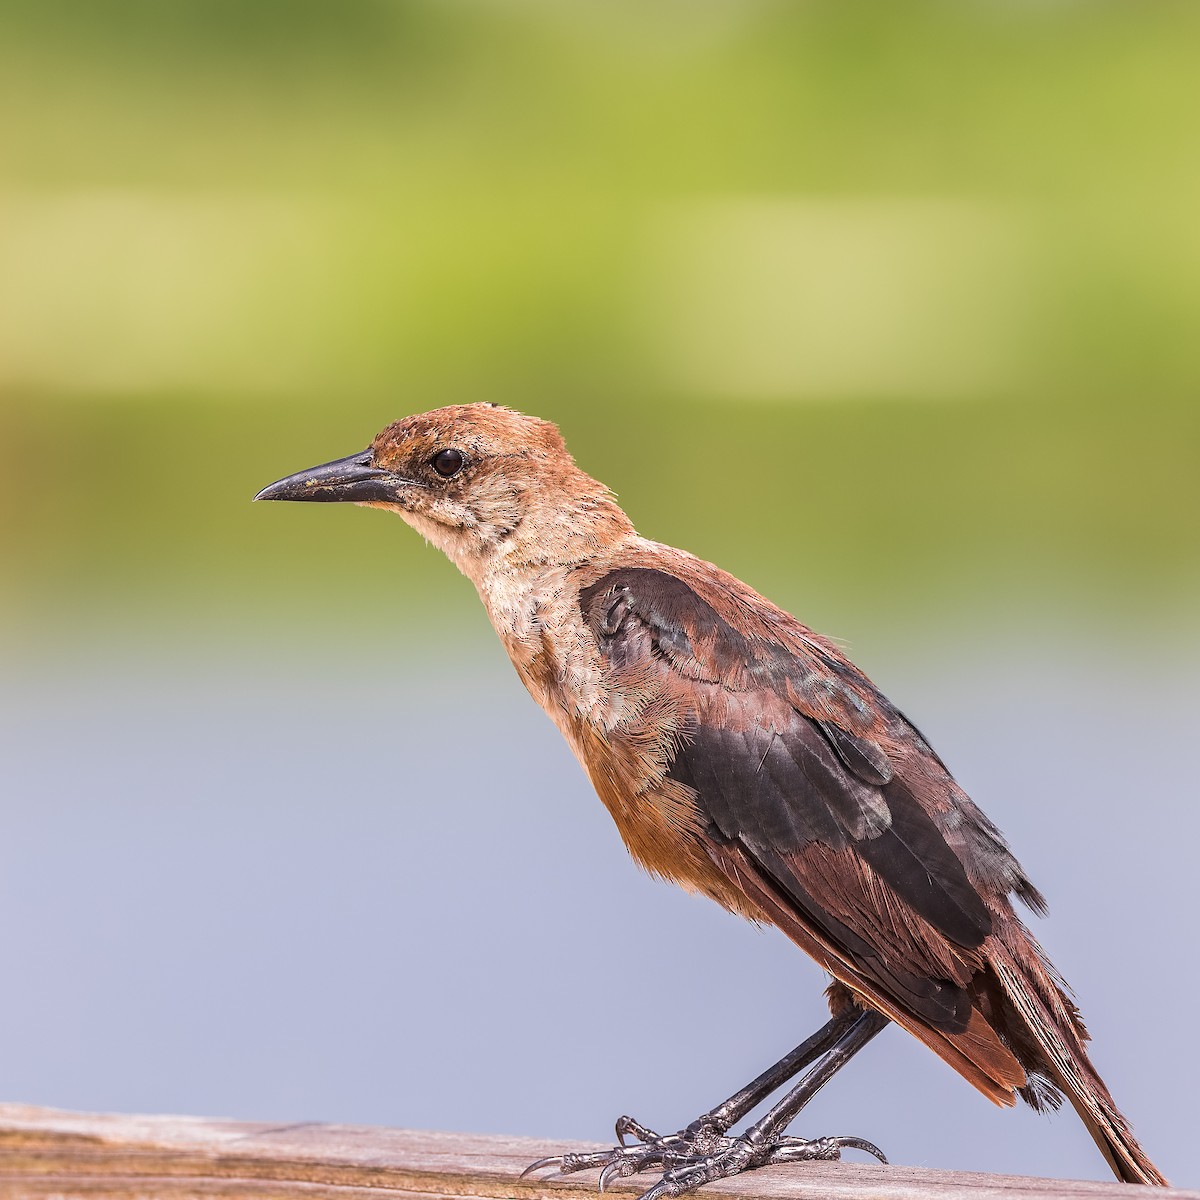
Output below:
[522,1115,885,1198]
[521,1116,686,1190]
[633,1133,886,1199]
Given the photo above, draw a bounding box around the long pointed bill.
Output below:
[254,449,412,504]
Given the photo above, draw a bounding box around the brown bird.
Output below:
[256,404,1165,1193]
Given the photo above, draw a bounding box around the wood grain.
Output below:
[0,1105,1191,1200]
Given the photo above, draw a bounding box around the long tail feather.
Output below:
[990,927,1166,1186]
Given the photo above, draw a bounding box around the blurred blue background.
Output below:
[0,0,1197,1187]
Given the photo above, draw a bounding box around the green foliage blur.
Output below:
[2,0,1197,650]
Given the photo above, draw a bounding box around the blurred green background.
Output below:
[2,0,1197,646]
[1,0,1197,1185]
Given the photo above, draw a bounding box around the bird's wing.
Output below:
[579,565,1014,1050]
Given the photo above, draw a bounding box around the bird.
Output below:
[255,403,1166,1194]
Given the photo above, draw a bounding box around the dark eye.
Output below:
[431,448,465,477]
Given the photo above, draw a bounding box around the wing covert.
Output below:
[580,564,994,1028]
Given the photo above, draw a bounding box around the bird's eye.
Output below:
[431,448,465,477]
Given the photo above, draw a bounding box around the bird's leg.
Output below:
[635,1009,890,1200]
[521,1007,888,1193]
[683,1006,865,1141]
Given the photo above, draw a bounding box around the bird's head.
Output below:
[255,403,633,580]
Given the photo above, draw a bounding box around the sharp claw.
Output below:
[767,1134,887,1167]
[641,1161,715,1200]
[521,1156,563,1179]
[598,1161,624,1192]
[637,1181,674,1200]
[601,1151,662,1191]
[522,1152,610,1178]
[833,1136,887,1164]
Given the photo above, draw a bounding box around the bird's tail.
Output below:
[988,923,1167,1186]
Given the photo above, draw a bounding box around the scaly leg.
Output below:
[522,1007,888,1196]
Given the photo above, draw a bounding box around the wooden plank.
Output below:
[0,1105,1192,1200]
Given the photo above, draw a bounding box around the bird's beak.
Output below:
[254,448,412,505]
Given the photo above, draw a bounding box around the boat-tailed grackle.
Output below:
[256,404,1166,1194]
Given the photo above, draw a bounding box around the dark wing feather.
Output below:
[581,566,994,1031]
[817,719,893,786]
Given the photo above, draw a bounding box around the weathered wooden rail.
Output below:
[0,1105,1191,1200]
